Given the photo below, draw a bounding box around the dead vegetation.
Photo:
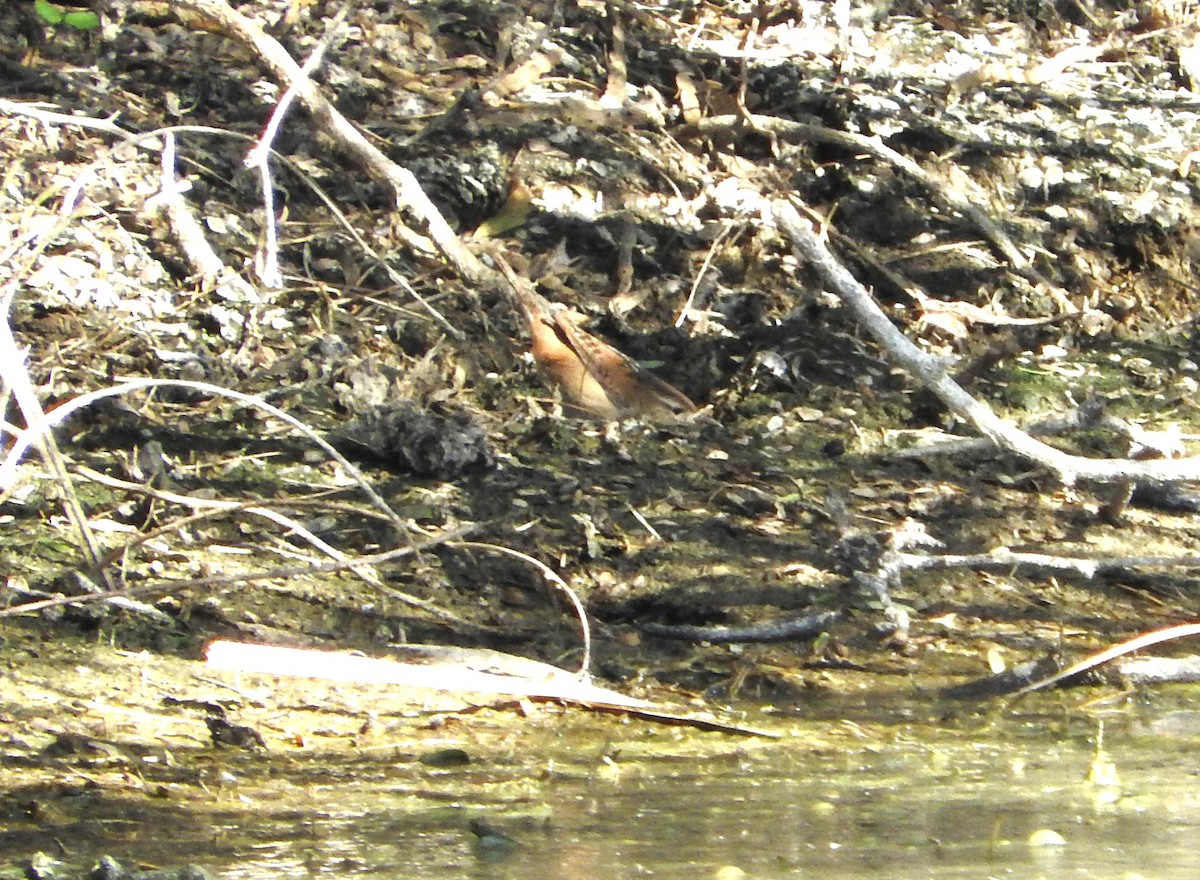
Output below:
[4,0,1200,714]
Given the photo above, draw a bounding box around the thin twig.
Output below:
[149,131,258,300]
[676,222,735,328]
[0,379,409,541]
[74,464,388,590]
[1011,622,1200,697]
[245,9,347,288]
[1,525,480,622]
[454,541,593,680]
[0,280,110,589]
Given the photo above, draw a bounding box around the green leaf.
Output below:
[63,9,99,29]
[34,0,65,25]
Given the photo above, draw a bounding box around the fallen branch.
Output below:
[175,0,488,289]
[695,114,1072,311]
[771,198,1200,485]
[897,549,1200,578]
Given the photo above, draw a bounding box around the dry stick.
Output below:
[676,222,736,327]
[454,541,593,679]
[75,465,391,591]
[0,303,111,590]
[895,401,1177,463]
[694,114,1075,313]
[245,9,347,289]
[175,0,488,300]
[602,1,629,106]
[151,131,257,300]
[771,199,1200,485]
[897,550,1200,578]
[1010,622,1200,698]
[0,97,124,133]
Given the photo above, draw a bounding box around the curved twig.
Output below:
[0,378,408,540]
[454,541,593,680]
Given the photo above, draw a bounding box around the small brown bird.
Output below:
[494,255,696,421]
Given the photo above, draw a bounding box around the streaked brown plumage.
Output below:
[494,255,696,421]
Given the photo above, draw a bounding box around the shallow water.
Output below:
[188,701,1200,880]
[7,653,1200,880]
